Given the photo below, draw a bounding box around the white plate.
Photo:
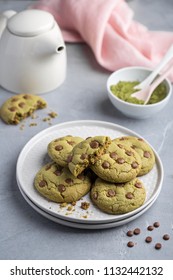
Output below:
[18,183,159,230]
[16,120,163,224]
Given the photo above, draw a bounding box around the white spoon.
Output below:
[131,44,173,101]
[133,62,173,105]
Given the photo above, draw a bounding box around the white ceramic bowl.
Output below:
[107,66,172,119]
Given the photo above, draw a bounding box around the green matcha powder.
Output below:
[110,81,167,105]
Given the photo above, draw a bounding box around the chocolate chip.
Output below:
[18,102,25,108]
[163,234,170,241]
[67,155,73,163]
[45,164,52,170]
[102,161,110,169]
[23,94,31,99]
[12,98,19,102]
[134,182,142,188]
[144,151,151,158]
[54,169,63,176]
[39,180,46,187]
[107,189,116,197]
[55,145,63,151]
[145,236,152,243]
[127,241,135,248]
[80,153,88,160]
[67,141,75,146]
[90,140,99,149]
[134,228,141,235]
[8,107,17,112]
[147,225,154,231]
[126,150,133,156]
[153,222,160,228]
[155,243,162,250]
[93,192,98,200]
[58,184,66,192]
[117,144,123,148]
[127,230,133,237]
[126,192,133,199]
[138,138,144,141]
[77,173,85,180]
[110,152,118,159]
[131,162,139,169]
[65,178,73,185]
[116,158,125,164]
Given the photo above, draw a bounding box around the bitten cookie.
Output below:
[113,136,155,176]
[91,177,146,214]
[47,135,84,167]
[0,93,47,124]
[34,162,92,203]
[90,142,141,183]
[68,136,111,177]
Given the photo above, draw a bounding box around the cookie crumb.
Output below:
[29,122,37,127]
[81,202,90,210]
[71,202,76,206]
[82,215,88,219]
[60,202,68,208]
[48,111,58,118]
[67,205,73,211]
[42,117,51,122]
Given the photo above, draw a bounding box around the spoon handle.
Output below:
[136,44,173,90]
[144,62,173,104]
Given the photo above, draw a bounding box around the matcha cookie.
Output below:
[90,142,141,183]
[113,136,155,176]
[0,93,47,124]
[47,135,84,167]
[91,177,146,214]
[68,136,111,177]
[34,162,91,203]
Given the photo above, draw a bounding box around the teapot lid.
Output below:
[7,10,54,37]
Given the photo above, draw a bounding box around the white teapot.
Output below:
[0,9,66,94]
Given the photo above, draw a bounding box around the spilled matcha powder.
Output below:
[110,81,167,105]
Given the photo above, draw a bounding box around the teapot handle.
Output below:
[0,10,16,38]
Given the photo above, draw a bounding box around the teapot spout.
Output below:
[56,44,65,54]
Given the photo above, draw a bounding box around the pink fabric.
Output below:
[31,0,173,80]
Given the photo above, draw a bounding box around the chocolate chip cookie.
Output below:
[90,142,141,183]
[113,136,155,176]
[47,135,84,167]
[91,177,146,214]
[68,136,111,177]
[34,162,92,203]
[0,93,47,124]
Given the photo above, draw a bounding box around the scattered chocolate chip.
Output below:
[134,228,141,235]
[126,192,133,199]
[147,225,154,231]
[90,140,99,149]
[55,145,63,151]
[163,234,170,241]
[144,151,151,158]
[58,184,66,192]
[80,153,88,160]
[110,152,118,159]
[153,222,160,228]
[107,189,116,197]
[102,161,110,169]
[127,241,135,248]
[65,178,73,185]
[39,180,46,187]
[155,243,162,250]
[131,162,139,169]
[81,202,90,210]
[116,158,125,164]
[127,230,133,237]
[134,182,142,188]
[145,236,152,243]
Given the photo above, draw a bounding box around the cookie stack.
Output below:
[34,135,155,215]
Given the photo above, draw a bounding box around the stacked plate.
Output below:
[16,120,164,229]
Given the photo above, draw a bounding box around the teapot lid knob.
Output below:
[7,9,55,37]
